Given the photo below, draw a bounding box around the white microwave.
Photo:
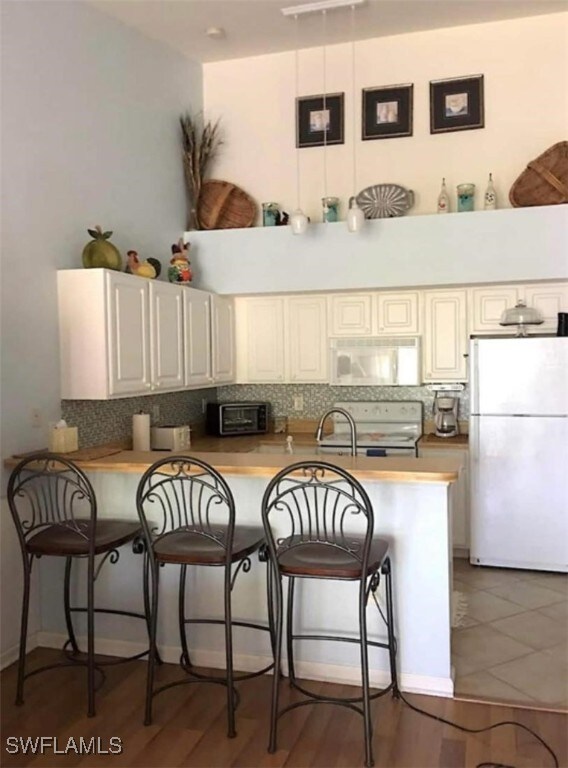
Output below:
[150,425,191,452]
[330,336,421,386]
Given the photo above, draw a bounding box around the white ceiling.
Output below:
[90,0,566,63]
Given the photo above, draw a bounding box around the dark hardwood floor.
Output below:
[1,649,566,767]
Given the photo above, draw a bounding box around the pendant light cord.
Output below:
[294,14,301,212]
[322,8,327,203]
[351,4,357,201]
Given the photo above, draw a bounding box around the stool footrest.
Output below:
[290,677,395,705]
[291,632,390,651]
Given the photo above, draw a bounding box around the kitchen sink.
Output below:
[249,443,321,455]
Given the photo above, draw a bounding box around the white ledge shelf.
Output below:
[185,204,568,295]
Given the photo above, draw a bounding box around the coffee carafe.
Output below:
[434,395,459,438]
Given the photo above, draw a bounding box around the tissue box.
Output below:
[48,426,79,453]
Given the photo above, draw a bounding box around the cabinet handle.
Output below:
[463,353,469,358]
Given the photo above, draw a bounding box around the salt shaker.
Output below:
[437,178,450,214]
[484,173,497,210]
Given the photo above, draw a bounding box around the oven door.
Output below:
[220,404,266,435]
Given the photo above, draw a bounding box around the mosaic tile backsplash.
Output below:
[217,384,470,422]
[62,384,469,447]
[62,389,218,448]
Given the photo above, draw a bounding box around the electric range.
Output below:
[318,401,423,457]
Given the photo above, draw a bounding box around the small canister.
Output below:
[322,197,340,223]
[557,313,568,337]
[457,183,475,212]
[262,203,280,227]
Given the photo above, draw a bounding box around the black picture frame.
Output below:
[430,74,484,134]
[296,93,344,148]
[362,84,413,140]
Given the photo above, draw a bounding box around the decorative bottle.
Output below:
[484,173,497,210]
[437,178,450,214]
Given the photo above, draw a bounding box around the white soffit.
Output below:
[89,0,567,63]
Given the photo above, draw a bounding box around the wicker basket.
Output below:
[198,180,257,230]
[509,141,568,207]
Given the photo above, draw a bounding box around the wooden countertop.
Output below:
[419,434,469,448]
[6,446,460,485]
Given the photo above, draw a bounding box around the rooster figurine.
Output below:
[126,250,160,279]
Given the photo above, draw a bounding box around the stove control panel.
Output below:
[333,401,423,424]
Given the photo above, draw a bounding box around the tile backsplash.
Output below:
[217,384,470,422]
[62,389,217,448]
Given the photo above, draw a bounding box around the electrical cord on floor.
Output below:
[370,592,559,768]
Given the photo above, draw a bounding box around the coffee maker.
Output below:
[433,394,459,438]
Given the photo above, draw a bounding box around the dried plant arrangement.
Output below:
[180,111,223,230]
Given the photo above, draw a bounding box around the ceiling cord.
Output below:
[322,8,327,204]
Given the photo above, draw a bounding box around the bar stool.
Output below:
[136,455,275,737]
[7,453,148,717]
[261,460,399,768]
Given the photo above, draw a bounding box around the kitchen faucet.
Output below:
[315,408,358,457]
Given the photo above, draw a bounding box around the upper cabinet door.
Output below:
[423,290,467,382]
[468,286,519,335]
[374,291,420,335]
[107,271,151,397]
[521,283,568,332]
[238,297,286,383]
[183,288,212,388]
[288,296,328,383]
[211,294,235,384]
[149,281,184,392]
[329,294,372,336]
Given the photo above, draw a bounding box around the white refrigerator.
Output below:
[469,336,568,572]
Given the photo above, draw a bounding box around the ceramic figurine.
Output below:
[437,178,450,214]
[82,225,122,270]
[484,173,497,210]
[126,250,160,279]
[168,239,192,284]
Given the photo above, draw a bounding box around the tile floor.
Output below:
[452,558,568,709]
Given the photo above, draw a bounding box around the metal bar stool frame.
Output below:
[261,460,400,768]
[136,455,275,738]
[7,453,151,718]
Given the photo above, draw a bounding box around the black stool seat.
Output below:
[278,536,389,579]
[27,519,141,556]
[154,525,265,565]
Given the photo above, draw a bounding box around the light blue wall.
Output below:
[0,0,202,466]
[0,0,202,663]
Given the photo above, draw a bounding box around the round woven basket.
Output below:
[509,141,568,207]
[198,180,257,230]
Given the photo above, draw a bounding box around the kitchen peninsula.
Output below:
[26,447,461,698]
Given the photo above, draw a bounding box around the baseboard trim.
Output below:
[36,632,453,698]
[1,633,39,671]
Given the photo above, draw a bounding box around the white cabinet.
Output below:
[235,295,327,383]
[423,290,468,382]
[58,269,230,399]
[288,296,328,382]
[149,281,184,392]
[211,294,235,384]
[521,282,568,332]
[236,297,285,383]
[418,445,469,552]
[374,291,420,335]
[468,285,519,335]
[329,294,372,336]
[183,288,212,387]
[469,282,568,335]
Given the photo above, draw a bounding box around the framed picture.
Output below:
[296,93,344,148]
[430,74,484,134]
[362,84,413,140]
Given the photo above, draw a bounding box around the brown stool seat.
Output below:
[27,519,142,556]
[153,525,265,565]
[277,536,389,579]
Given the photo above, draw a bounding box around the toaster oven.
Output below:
[206,402,268,436]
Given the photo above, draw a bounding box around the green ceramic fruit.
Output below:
[82,226,122,270]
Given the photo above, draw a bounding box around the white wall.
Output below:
[0,0,202,663]
[204,13,568,223]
